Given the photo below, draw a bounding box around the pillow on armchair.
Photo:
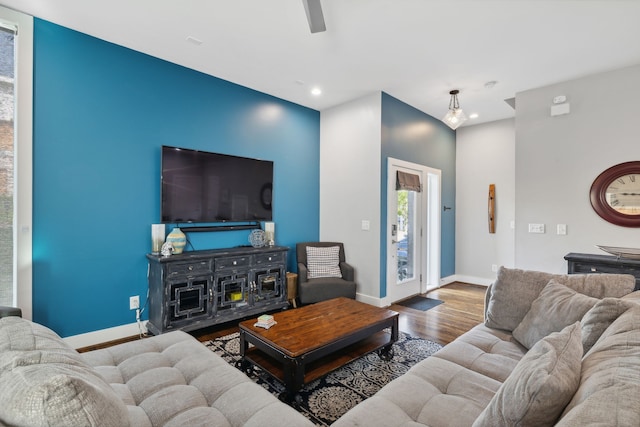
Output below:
[306,246,342,279]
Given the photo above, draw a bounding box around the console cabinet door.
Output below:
[164,274,213,330]
[253,267,285,301]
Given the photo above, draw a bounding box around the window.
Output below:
[0,24,15,307]
[0,7,32,318]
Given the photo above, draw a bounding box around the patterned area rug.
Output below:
[205,331,442,426]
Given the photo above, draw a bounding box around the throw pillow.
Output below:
[558,304,640,426]
[484,267,556,332]
[306,246,342,279]
[512,279,598,349]
[580,297,635,355]
[473,322,583,427]
[0,317,129,427]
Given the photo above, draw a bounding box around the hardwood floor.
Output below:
[390,282,486,345]
[192,282,486,346]
[77,282,486,351]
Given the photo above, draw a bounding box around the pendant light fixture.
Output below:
[442,89,468,130]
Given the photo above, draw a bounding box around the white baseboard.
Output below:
[450,274,493,287]
[63,277,488,350]
[355,292,388,307]
[355,275,492,309]
[439,275,457,286]
[63,321,148,350]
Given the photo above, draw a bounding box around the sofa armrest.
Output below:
[298,263,309,283]
[340,262,355,282]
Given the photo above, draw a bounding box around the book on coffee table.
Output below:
[254,314,277,329]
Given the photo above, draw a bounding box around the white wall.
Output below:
[456,119,516,285]
[319,93,382,300]
[515,64,640,272]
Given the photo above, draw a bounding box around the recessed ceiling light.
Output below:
[311,87,322,96]
[469,113,479,119]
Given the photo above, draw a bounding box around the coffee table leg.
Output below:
[378,316,400,361]
[235,330,252,373]
[279,357,304,407]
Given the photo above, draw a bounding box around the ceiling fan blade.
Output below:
[302,0,326,33]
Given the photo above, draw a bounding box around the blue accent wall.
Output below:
[33,19,320,337]
[380,93,456,297]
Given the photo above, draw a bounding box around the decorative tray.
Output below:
[596,245,640,260]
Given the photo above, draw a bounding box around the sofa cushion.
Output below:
[430,324,526,383]
[306,245,342,278]
[0,317,129,427]
[332,324,526,427]
[580,297,636,354]
[557,303,640,426]
[81,329,314,427]
[333,355,501,427]
[485,267,635,332]
[473,322,582,427]
[512,280,598,349]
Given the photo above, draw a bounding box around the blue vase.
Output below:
[166,227,186,254]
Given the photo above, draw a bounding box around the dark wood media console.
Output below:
[146,246,289,335]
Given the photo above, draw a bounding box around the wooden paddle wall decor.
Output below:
[488,184,496,233]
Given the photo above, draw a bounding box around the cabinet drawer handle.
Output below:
[188,265,193,271]
[591,267,597,272]
[233,261,237,266]
[268,257,272,261]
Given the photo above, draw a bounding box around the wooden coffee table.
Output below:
[237,297,399,403]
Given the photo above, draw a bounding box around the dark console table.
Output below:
[564,252,640,291]
[146,246,289,335]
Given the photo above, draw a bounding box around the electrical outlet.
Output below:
[129,295,140,310]
[491,264,498,272]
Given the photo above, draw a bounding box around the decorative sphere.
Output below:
[249,230,266,248]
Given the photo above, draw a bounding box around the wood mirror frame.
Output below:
[589,161,640,227]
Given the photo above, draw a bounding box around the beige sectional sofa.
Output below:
[333,267,640,426]
[2,267,639,427]
[0,317,314,427]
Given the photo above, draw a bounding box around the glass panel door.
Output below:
[387,159,423,303]
[397,189,417,283]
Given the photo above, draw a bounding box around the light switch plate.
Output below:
[528,223,545,233]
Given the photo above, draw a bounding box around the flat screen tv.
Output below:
[161,146,273,223]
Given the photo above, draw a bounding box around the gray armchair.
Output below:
[296,242,357,304]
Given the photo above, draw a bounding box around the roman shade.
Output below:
[396,171,422,192]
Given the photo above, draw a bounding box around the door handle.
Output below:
[391,240,399,244]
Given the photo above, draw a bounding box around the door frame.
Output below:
[386,158,441,303]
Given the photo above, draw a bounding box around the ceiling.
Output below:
[3,0,640,126]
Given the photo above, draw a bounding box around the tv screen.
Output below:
[161,146,273,223]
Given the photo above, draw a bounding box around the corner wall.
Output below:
[320,92,456,302]
[381,93,456,293]
[515,64,640,273]
[455,119,515,284]
[319,93,382,300]
[33,19,320,337]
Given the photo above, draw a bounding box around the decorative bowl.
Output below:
[596,245,640,260]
